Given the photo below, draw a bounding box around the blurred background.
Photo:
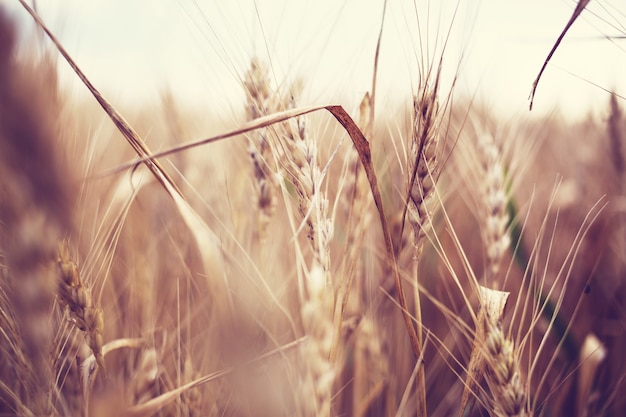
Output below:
[4,0,626,121]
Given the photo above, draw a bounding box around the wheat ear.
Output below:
[407,90,441,253]
[56,241,105,377]
[476,132,510,287]
[300,265,335,417]
[252,81,336,416]
[243,58,278,240]
[461,288,527,417]
[483,317,527,416]
[406,87,442,417]
[461,129,517,416]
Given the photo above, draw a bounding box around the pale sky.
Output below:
[6,0,626,121]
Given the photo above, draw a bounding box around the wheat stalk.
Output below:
[405,85,443,416]
[459,127,523,417]
[269,84,336,417]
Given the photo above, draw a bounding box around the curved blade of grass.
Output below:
[529,0,591,110]
[327,106,420,358]
[332,0,386,365]
[320,105,423,359]
[18,0,179,195]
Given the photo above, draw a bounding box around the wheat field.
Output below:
[0,2,624,416]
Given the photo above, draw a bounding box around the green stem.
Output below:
[506,197,578,362]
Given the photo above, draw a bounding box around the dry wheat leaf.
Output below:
[529,0,591,110]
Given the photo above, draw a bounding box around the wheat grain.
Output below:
[484,320,527,417]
